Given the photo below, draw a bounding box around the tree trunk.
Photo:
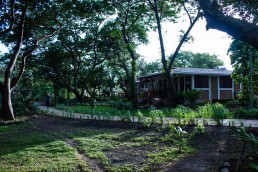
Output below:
[53,84,59,104]
[1,83,15,120]
[75,93,83,104]
[164,69,177,107]
[131,57,138,109]
[151,0,177,107]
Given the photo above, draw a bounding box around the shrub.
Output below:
[109,101,132,110]
[225,99,241,109]
[12,91,34,116]
[136,110,144,123]
[176,92,185,105]
[193,123,206,135]
[149,110,164,125]
[184,89,202,107]
[234,107,258,119]
[198,104,212,119]
[172,105,198,125]
[210,103,228,126]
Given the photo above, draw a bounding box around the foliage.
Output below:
[109,101,132,110]
[136,110,144,123]
[225,99,241,109]
[232,126,258,170]
[233,107,258,119]
[172,105,199,125]
[176,92,186,105]
[228,40,258,106]
[138,59,161,76]
[149,109,164,125]
[184,89,202,107]
[173,51,224,68]
[12,90,34,116]
[210,103,228,126]
[193,123,206,135]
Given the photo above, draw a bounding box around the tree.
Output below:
[147,0,202,106]
[112,0,149,109]
[138,58,160,76]
[0,0,61,120]
[39,0,113,103]
[173,51,224,68]
[228,40,258,106]
[196,0,258,49]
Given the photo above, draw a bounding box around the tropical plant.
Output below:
[184,89,202,107]
[210,103,228,126]
[136,110,144,123]
[193,123,206,135]
[174,126,187,153]
[232,126,258,171]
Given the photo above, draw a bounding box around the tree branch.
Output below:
[10,18,62,89]
[196,0,258,49]
[168,9,201,70]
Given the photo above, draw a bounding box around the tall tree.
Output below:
[0,0,61,120]
[148,0,202,106]
[196,0,258,49]
[228,40,258,106]
[173,51,224,68]
[40,0,113,103]
[112,0,149,109]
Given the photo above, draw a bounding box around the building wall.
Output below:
[211,76,218,100]
[220,90,233,99]
[199,90,209,101]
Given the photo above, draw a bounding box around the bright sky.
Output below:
[137,18,233,70]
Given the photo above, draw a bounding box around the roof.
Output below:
[138,67,233,79]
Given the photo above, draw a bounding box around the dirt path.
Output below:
[65,139,104,172]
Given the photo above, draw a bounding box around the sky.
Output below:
[137,18,233,70]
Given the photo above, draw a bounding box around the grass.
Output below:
[0,128,86,171]
[0,116,194,171]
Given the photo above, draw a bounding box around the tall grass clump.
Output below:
[199,103,228,126]
[198,103,212,125]
[149,110,164,125]
[172,105,198,125]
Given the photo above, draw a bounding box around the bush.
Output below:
[176,92,185,105]
[184,89,202,107]
[193,123,206,135]
[149,109,164,124]
[172,105,199,125]
[12,92,34,116]
[225,99,241,109]
[234,107,258,119]
[198,104,212,119]
[109,101,132,110]
[210,103,228,126]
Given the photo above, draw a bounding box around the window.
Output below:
[220,76,232,88]
[194,75,208,88]
[185,76,191,91]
